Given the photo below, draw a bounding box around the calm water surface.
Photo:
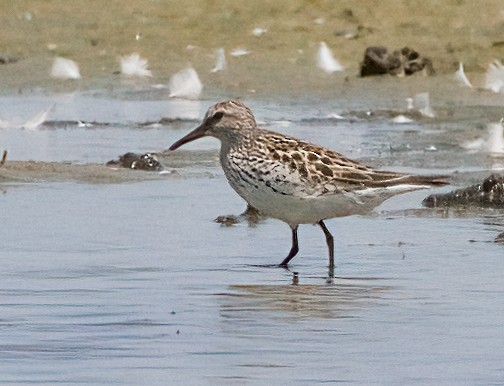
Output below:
[1,77,503,385]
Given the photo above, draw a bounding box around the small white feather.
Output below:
[252,27,267,37]
[316,42,344,74]
[230,48,251,57]
[454,62,473,88]
[327,113,345,120]
[23,106,52,130]
[463,120,504,154]
[0,107,50,130]
[210,48,227,73]
[50,57,81,80]
[487,120,504,153]
[120,53,152,77]
[405,98,414,111]
[463,137,485,152]
[414,92,435,118]
[391,115,414,124]
[168,68,203,99]
[484,60,504,93]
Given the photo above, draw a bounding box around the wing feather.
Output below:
[228,130,447,199]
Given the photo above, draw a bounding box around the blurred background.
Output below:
[2,0,504,94]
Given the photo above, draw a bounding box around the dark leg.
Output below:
[279,225,299,267]
[318,220,334,270]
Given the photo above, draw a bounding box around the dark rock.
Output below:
[0,54,18,65]
[422,174,504,209]
[360,46,390,76]
[360,46,434,77]
[106,152,162,171]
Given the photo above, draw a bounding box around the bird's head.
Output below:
[169,100,256,150]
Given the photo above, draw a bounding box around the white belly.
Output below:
[244,188,366,225]
[225,173,379,226]
[221,153,424,227]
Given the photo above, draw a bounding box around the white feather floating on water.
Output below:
[120,53,152,77]
[23,106,52,130]
[454,62,473,88]
[487,120,504,153]
[464,120,504,154]
[316,42,344,74]
[413,92,435,118]
[0,106,52,130]
[391,114,414,124]
[392,94,434,123]
[484,60,504,93]
[168,68,203,99]
[50,57,81,80]
[210,48,227,73]
[326,112,345,120]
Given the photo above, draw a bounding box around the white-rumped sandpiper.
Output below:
[170,100,447,269]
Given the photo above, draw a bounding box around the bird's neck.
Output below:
[218,128,255,154]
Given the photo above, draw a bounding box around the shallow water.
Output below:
[1,76,504,385]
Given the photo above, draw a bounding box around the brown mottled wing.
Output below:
[244,131,364,197]
[250,131,446,197]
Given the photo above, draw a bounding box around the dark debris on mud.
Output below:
[106,152,163,171]
[214,204,263,227]
[0,150,7,168]
[423,174,504,209]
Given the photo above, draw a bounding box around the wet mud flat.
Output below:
[0,150,221,184]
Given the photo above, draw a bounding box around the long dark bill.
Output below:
[169,124,207,151]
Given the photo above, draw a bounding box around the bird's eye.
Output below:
[212,111,224,120]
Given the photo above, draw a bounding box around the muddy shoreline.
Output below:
[1,1,504,96]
